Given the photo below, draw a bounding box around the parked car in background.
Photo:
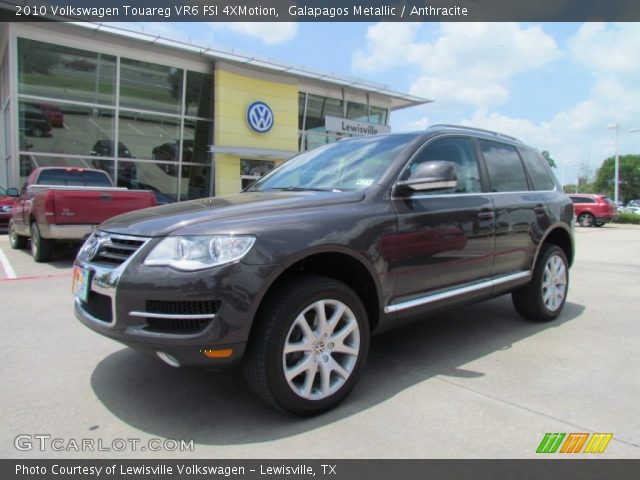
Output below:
[152,140,194,162]
[90,140,134,158]
[39,103,64,127]
[0,186,18,229]
[8,167,156,262]
[73,125,574,415]
[18,105,52,137]
[569,194,618,227]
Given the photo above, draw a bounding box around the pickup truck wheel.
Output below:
[577,213,594,227]
[512,244,569,322]
[30,222,53,262]
[9,220,28,249]
[243,275,369,416]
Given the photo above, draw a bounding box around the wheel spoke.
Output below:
[331,318,358,344]
[285,354,313,381]
[284,339,312,355]
[327,303,347,335]
[313,301,329,335]
[319,361,331,396]
[327,356,350,380]
[300,361,318,398]
[293,313,316,341]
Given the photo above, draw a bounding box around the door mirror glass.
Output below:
[6,188,19,197]
[395,160,458,193]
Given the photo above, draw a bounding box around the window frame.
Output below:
[477,138,532,194]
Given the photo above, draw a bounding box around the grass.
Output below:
[613,212,640,224]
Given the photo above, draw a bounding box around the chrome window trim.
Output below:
[385,271,532,314]
[391,188,558,201]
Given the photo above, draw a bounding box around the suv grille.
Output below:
[94,235,146,266]
[81,291,113,323]
[143,300,219,334]
[146,300,219,316]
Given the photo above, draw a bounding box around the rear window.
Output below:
[569,196,595,204]
[36,169,112,187]
[519,148,556,191]
[603,196,615,206]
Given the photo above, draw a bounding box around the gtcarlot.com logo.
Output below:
[536,432,613,454]
[14,434,194,453]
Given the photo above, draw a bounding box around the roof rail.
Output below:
[428,124,522,143]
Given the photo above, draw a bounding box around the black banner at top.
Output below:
[1,0,640,22]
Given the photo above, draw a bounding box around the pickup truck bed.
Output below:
[9,167,157,262]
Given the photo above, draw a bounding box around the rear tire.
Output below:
[578,213,594,227]
[595,223,605,227]
[512,244,569,322]
[9,220,28,249]
[30,222,53,262]
[243,275,369,416]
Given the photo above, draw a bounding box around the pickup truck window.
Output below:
[36,169,113,187]
[250,134,417,192]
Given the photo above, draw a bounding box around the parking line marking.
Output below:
[0,272,72,282]
[89,118,106,134]
[0,247,17,279]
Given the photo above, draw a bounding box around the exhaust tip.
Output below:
[156,351,180,367]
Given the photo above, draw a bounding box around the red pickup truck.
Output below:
[8,167,156,262]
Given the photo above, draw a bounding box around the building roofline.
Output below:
[70,22,431,111]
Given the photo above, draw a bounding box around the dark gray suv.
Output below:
[73,125,574,415]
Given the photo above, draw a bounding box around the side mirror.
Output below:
[6,187,19,197]
[395,160,458,194]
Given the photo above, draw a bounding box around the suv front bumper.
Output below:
[74,237,281,368]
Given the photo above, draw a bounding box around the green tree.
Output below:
[592,155,640,201]
[542,150,557,169]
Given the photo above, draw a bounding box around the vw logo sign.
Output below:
[247,101,274,133]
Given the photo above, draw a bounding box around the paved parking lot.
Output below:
[0,225,639,458]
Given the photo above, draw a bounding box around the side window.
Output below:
[401,137,481,194]
[520,148,556,191]
[480,140,529,192]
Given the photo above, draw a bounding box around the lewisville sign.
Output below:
[325,116,391,136]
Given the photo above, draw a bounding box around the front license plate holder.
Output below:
[72,266,91,303]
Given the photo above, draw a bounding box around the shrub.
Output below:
[613,212,640,224]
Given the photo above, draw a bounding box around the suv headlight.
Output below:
[144,235,256,271]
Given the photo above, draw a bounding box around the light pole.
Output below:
[608,124,620,205]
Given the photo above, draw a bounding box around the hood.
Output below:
[100,190,365,237]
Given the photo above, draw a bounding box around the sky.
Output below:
[127,21,640,185]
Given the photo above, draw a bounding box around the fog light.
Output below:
[157,351,180,367]
[202,348,233,359]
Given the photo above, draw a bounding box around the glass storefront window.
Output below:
[120,58,182,115]
[181,165,211,201]
[183,118,212,163]
[369,106,388,125]
[305,94,343,130]
[346,101,368,122]
[118,111,180,160]
[18,100,115,157]
[184,71,213,118]
[18,38,116,105]
[116,160,178,204]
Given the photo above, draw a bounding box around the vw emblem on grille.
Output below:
[246,101,274,133]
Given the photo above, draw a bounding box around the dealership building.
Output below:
[0,22,428,200]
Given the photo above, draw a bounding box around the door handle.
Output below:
[99,194,112,201]
[478,211,495,219]
[534,204,546,214]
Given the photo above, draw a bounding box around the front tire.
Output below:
[30,222,53,262]
[9,220,28,249]
[512,244,569,322]
[243,275,370,416]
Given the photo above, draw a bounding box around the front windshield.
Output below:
[249,134,416,192]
